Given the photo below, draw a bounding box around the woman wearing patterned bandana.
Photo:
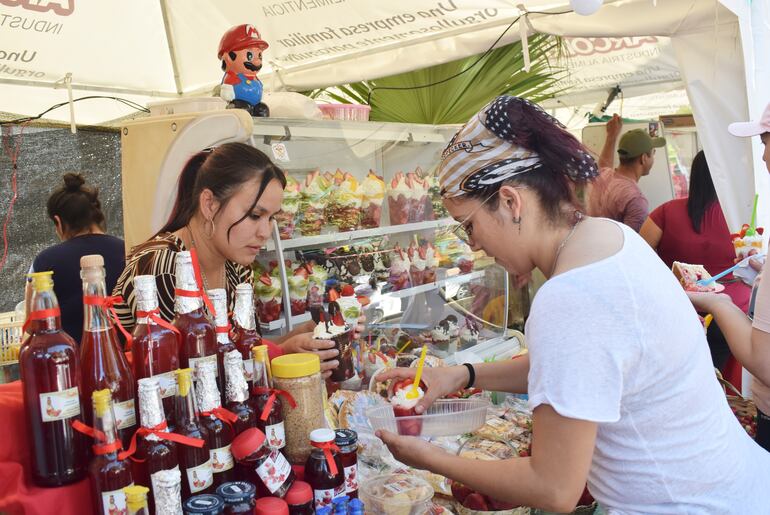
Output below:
[376,96,770,513]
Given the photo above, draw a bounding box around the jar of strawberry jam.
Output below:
[304,429,345,510]
[334,430,358,498]
[230,427,294,498]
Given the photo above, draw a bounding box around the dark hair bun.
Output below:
[63,173,85,192]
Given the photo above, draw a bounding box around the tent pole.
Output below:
[159,0,184,95]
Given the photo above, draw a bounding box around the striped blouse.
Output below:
[112,233,253,334]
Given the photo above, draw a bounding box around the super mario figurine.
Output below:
[218,24,270,117]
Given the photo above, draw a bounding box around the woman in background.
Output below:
[27,173,125,343]
[640,150,750,372]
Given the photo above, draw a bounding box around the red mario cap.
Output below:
[218,24,269,59]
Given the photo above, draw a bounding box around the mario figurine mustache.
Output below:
[218,24,270,117]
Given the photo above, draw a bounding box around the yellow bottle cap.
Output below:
[271,353,320,379]
[27,271,54,292]
[123,485,149,510]
[252,345,269,362]
[92,388,112,416]
[176,368,192,396]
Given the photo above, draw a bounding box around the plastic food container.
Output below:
[366,398,490,437]
[316,103,371,122]
[359,473,433,515]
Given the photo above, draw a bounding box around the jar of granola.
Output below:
[271,354,324,464]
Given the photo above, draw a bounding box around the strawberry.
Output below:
[418,246,427,260]
[357,295,370,307]
[341,284,355,297]
[332,311,345,326]
[731,232,742,240]
[450,481,473,504]
[259,274,272,286]
[741,224,750,237]
[268,260,278,271]
[463,493,489,512]
[758,227,765,235]
[328,288,340,302]
[392,378,427,394]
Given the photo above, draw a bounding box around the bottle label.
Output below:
[189,355,218,378]
[101,483,132,515]
[265,422,286,450]
[154,370,178,399]
[242,359,254,382]
[255,450,292,494]
[335,482,346,498]
[210,444,234,473]
[344,463,358,494]
[113,398,136,430]
[151,465,180,500]
[39,386,80,422]
[314,488,336,509]
[186,458,214,494]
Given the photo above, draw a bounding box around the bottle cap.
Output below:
[215,481,256,503]
[332,495,349,513]
[230,427,266,461]
[254,497,289,515]
[334,429,358,447]
[182,494,226,514]
[176,368,193,397]
[27,271,54,292]
[271,353,320,379]
[123,485,149,510]
[309,428,335,444]
[92,388,112,416]
[349,498,365,514]
[316,506,333,515]
[79,254,104,268]
[284,481,313,506]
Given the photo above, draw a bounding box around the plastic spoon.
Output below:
[746,194,759,236]
[407,345,428,400]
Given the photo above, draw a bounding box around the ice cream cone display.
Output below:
[288,261,311,315]
[388,244,412,291]
[275,174,301,239]
[299,169,330,236]
[388,172,411,225]
[360,170,385,229]
[255,269,283,323]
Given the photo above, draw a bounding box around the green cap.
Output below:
[617,129,666,158]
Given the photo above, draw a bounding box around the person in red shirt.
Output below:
[640,150,750,370]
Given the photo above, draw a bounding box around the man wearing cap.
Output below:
[587,123,666,232]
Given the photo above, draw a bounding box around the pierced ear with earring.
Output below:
[513,216,522,234]
[206,218,216,238]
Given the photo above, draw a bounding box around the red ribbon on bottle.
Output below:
[119,420,205,461]
[252,387,297,422]
[200,407,238,428]
[189,247,217,317]
[216,324,231,335]
[71,419,123,456]
[311,440,340,476]
[136,308,181,337]
[22,307,61,333]
[83,295,133,351]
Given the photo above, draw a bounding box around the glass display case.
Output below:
[247,118,522,364]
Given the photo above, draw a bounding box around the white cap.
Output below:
[309,428,335,444]
[728,102,770,138]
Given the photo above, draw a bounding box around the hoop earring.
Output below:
[206,218,215,238]
[513,216,522,234]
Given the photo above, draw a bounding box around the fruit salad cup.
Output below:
[299,170,330,236]
[391,379,427,436]
[388,172,411,225]
[388,245,412,291]
[732,224,764,259]
[288,263,311,316]
[360,170,385,229]
[407,170,430,223]
[275,174,301,239]
[255,273,283,323]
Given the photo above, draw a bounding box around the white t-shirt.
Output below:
[526,222,770,514]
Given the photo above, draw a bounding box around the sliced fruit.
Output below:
[463,493,489,511]
[341,284,355,296]
[450,480,473,504]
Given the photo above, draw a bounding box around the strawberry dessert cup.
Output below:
[387,172,411,225]
[288,263,311,316]
[255,273,283,323]
[388,245,412,291]
[314,312,355,383]
[391,379,427,436]
[360,170,385,229]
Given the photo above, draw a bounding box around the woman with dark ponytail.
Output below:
[26,173,125,343]
[375,96,770,512]
[112,142,347,376]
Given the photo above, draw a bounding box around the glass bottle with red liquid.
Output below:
[210,288,237,406]
[334,430,358,498]
[131,275,179,429]
[174,367,215,500]
[230,427,295,498]
[195,359,237,487]
[251,345,289,454]
[80,254,137,450]
[230,283,262,384]
[172,251,217,384]
[132,377,180,513]
[224,349,257,436]
[87,388,134,515]
[20,271,89,486]
[304,428,345,510]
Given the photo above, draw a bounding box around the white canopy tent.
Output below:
[0,0,767,228]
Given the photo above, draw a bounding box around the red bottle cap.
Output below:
[284,481,313,506]
[229,427,266,461]
[254,497,289,515]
